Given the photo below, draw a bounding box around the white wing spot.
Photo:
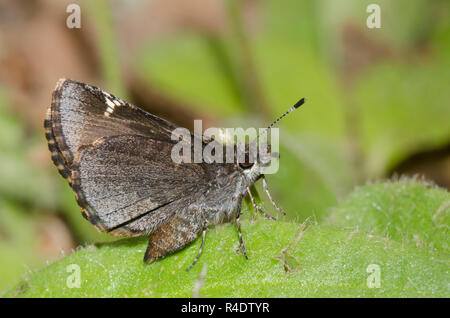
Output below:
[113,100,121,106]
[104,97,117,117]
[104,106,114,117]
[105,98,115,108]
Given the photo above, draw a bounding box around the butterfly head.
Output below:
[239,98,306,184]
[238,143,279,185]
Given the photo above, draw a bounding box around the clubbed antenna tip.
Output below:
[294,98,306,109]
[267,97,307,130]
[255,97,307,141]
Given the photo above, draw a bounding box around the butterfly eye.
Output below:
[239,162,254,169]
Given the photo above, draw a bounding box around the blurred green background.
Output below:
[0,0,449,294]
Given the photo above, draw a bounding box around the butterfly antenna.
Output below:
[257,98,306,140]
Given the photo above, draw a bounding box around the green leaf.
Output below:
[252,37,346,140]
[137,34,244,116]
[262,136,355,222]
[5,220,448,297]
[317,0,433,56]
[328,179,450,255]
[355,59,450,176]
[0,97,58,209]
[0,199,46,293]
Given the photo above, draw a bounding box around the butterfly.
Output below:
[44,78,305,270]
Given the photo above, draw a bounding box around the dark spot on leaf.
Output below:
[13,282,28,297]
[278,250,302,274]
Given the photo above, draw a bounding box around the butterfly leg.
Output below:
[236,200,248,260]
[246,187,276,220]
[262,175,286,216]
[186,226,207,272]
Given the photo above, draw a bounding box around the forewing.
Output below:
[71,134,214,235]
[45,78,179,182]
